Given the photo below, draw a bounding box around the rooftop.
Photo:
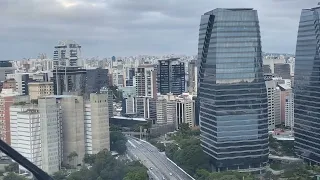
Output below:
[111,116,147,122]
[45,95,78,98]
[205,8,254,15]
[28,81,53,85]
[278,83,291,90]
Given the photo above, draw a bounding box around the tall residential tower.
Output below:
[197,8,268,172]
[53,40,81,67]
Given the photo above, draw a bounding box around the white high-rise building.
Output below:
[156,93,176,125]
[188,60,197,94]
[10,99,61,175]
[156,93,196,129]
[125,97,135,115]
[10,104,32,149]
[285,92,294,128]
[176,93,195,128]
[84,93,110,154]
[265,80,277,130]
[156,96,167,124]
[135,65,157,98]
[53,40,82,67]
[11,109,41,174]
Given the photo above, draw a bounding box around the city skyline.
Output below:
[0,0,316,59]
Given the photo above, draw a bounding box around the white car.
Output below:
[150,167,153,170]
[169,173,172,176]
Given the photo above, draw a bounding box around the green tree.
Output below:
[67,151,78,167]
[91,150,126,180]
[67,168,98,180]
[124,161,148,180]
[173,144,210,175]
[114,140,127,154]
[5,163,19,173]
[155,143,165,152]
[3,172,27,180]
[124,169,148,180]
[110,131,127,154]
[110,124,121,132]
[195,169,211,180]
[52,170,67,180]
[83,154,96,165]
[165,143,179,160]
[62,150,149,180]
[179,123,191,134]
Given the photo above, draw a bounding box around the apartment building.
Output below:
[28,82,54,100]
[0,89,29,145]
[11,109,41,174]
[176,93,195,128]
[278,84,294,128]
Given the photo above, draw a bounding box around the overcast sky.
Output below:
[0,0,317,59]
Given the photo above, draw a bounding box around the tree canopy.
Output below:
[52,150,148,180]
[3,173,27,180]
[4,163,19,173]
[110,131,127,154]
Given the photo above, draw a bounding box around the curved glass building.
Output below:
[294,6,320,164]
[197,8,269,172]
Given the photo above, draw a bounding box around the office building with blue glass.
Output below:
[197,8,268,172]
[294,5,320,164]
[157,58,185,95]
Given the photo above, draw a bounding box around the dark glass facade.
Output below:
[126,68,135,87]
[274,63,291,79]
[52,67,87,95]
[157,58,185,95]
[197,8,268,171]
[294,7,320,164]
[85,68,109,96]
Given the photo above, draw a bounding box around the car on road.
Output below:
[150,167,153,170]
[169,173,172,176]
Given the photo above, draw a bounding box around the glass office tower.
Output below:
[157,58,185,95]
[197,8,268,172]
[294,6,320,164]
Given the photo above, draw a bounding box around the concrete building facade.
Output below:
[38,98,61,174]
[52,95,85,166]
[84,93,110,154]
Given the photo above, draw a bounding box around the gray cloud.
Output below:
[0,0,317,59]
